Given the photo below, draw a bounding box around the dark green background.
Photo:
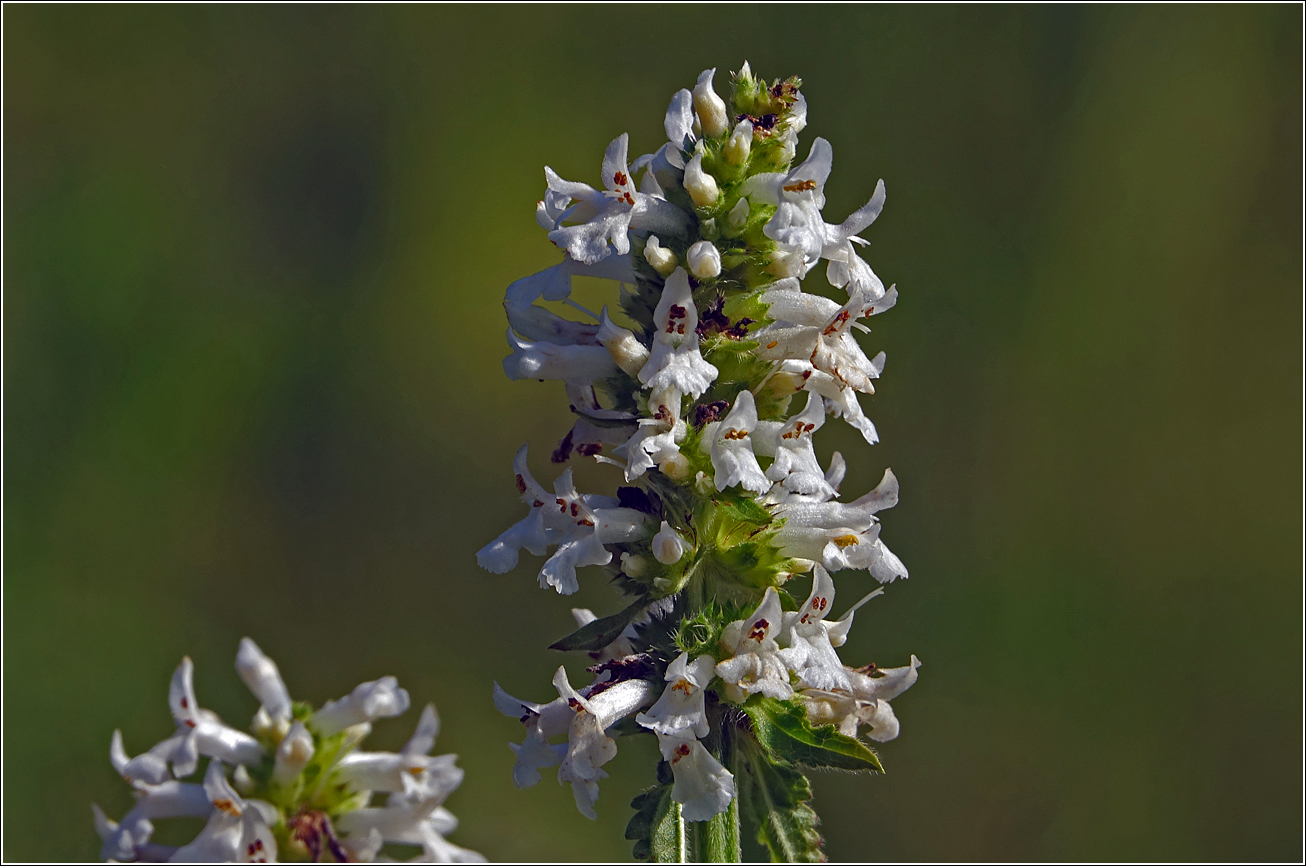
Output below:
[5,5,1301,862]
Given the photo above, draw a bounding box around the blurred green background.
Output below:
[4,5,1301,862]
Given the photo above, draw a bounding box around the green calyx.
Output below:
[239,705,373,859]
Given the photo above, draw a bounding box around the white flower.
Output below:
[756,282,892,395]
[476,446,652,593]
[615,412,687,482]
[715,587,797,703]
[801,655,921,743]
[683,149,719,209]
[496,668,657,819]
[312,676,411,736]
[724,118,753,165]
[96,643,479,862]
[643,234,678,276]
[160,656,266,777]
[757,391,837,499]
[744,138,889,295]
[542,134,690,264]
[704,389,771,494]
[777,566,884,692]
[662,87,696,151]
[596,307,650,376]
[636,652,715,739]
[235,639,292,725]
[492,684,571,789]
[505,253,635,320]
[637,268,719,398]
[686,240,722,279]
[657,733,735,821]
[772,467,908,581]
[169,761,279,863]
[272,721,314,785]
[692,68,729,137]
[651,520,688,564]
[503,329,618,382]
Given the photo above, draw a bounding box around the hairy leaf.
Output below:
[743,696,884,773]
[627,764,686,863]
[549,598,646,652]
[734,731,825,863]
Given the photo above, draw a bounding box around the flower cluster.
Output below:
[481,64,921,860]
[94,640,482,863]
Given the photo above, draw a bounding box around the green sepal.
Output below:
[549,597,647,652]
[734,729,825,863]
[742,696,884,773]
[627,763,685,862]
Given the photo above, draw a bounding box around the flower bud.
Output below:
[643,235,678,276]
[724,119,753,165]
[232,764,255,796]
[621,552,649,578]
[251,705,291,742]
[693,68,729,138]
[652,521,687,565]
[659,452,692,481]
[687,241,722,280]
[684,151,719,209]
[766,246,807,278]
[597,307,650,376]
[273,721,315,785]
[725,197,751,235]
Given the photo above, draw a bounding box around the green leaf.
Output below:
[627,767,686,862]
[734,731,825,863]
[718,496,773,529]
[549,598,646,652]
[742,697,884,773]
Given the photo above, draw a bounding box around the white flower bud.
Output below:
[693,69,729,138]
[766,246,807,278]
[659,452,692,481]
[597,308,650,376]
[251,705,291,742]
[724,119,753,165]
[652,521,687,565]
[621,552,650,578]
[725,197,750,235]
[273,721,315,784]
[232,763,255,796]
[686,241,722,280]
[684,151,719,209]
[643,235,678,276]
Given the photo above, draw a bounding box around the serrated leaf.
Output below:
[734,730,825,863]
[742,696,884,773]
[719,496,773,528]
[626,772,685,863]
[549,598,646,652]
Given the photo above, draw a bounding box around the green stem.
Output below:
[688,795,741,862]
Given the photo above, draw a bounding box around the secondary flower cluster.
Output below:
[480,64,921,853]
[94,640,482,863]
